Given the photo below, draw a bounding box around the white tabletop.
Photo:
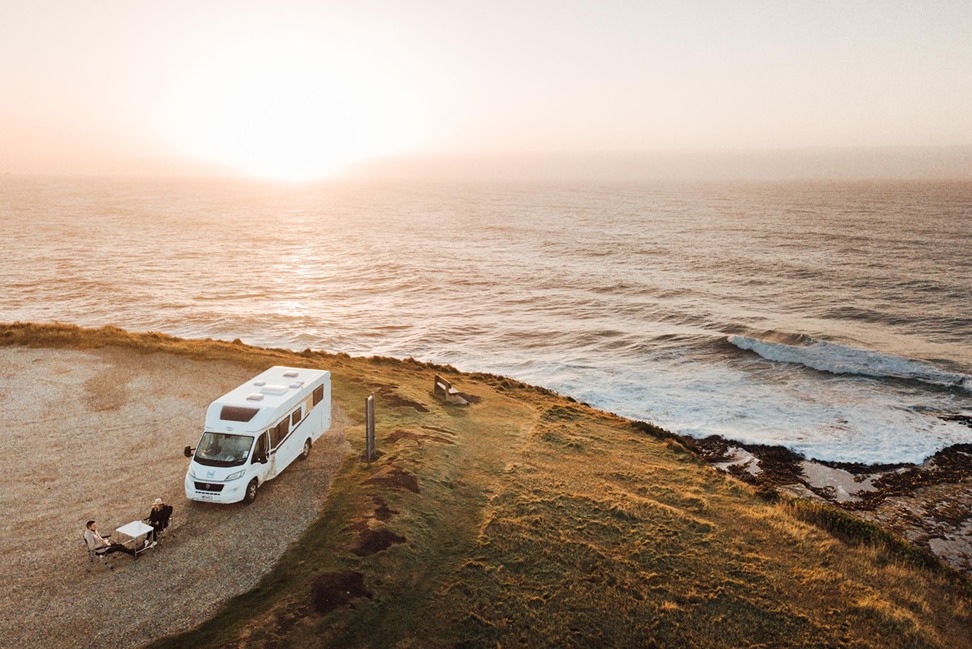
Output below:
[116,520,153,538]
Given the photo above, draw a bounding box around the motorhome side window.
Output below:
[269,419,290,448]
[313,386,324,406]
[291,408,302,426]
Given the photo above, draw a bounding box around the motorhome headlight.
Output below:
[225,469,246,481]
[187,465,197,479]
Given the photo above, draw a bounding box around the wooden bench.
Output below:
[433,374,468,406]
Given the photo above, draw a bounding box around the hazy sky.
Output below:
[1,1,970,179]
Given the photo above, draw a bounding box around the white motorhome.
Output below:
[184,366,331,504]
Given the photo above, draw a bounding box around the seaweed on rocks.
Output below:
[852,444,972,510]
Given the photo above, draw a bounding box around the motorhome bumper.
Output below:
[184,473,247,503]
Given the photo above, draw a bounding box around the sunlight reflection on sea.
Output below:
[2,177,971,463]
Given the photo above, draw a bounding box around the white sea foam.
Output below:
[478,353,972,465]
[728,335,971,392]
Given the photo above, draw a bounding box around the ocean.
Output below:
[2,176,970,465]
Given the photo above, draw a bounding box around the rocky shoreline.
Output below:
[679,430,972,575]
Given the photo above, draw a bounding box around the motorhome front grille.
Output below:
[194,482,224,492]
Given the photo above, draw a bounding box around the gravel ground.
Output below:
[0,346,351,648]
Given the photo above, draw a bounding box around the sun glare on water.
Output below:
[164,43,412,181]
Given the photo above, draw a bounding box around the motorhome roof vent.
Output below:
[289,381,304,389]
[260,384,289,395]
[283,371,299,378]
[253,380,266,386]
[246,393,265,401]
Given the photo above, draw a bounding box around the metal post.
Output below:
[365,394,375,463]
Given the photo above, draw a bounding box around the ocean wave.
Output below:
[728,335,971,391]
[5,177,972,465]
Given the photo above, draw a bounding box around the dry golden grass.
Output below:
[2,322,970,648]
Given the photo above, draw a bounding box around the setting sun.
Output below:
[162,42,413,181]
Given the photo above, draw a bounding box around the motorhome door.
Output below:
[252,431,271,483]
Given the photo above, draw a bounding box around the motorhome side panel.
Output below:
[266,373,331,479]
[318,374,331,439]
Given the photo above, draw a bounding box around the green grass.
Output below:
[4,322,971,648]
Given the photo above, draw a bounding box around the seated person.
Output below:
[84,520,137,558]
[145,498,173,544]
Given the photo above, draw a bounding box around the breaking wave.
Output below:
[729,335,970,391]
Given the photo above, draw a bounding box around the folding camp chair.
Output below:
[150,504,173,545]
[83,533,114,571]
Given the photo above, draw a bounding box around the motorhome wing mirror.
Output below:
[260,454,269,464]
[184,445,193,458]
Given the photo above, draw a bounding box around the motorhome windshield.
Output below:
[194,432,253,467]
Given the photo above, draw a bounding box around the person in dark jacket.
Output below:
[145,498,173,545]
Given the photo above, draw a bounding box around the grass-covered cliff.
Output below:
[3,322,970,648]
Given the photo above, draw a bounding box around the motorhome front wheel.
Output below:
[244,479,258,504]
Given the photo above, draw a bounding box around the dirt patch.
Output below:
[378,390,429,412]
[541,405,586,422]
[352,528,407,556]
[364,466,420,493]
[82,362,130,411]
[360,449,386,463]
[345,496,398,527]
[422,425,458,436]
[310,571,372,615]
[373,497,398,522]
[343,519,371,535]
[364,382,430,412]
[386,429,456,446]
